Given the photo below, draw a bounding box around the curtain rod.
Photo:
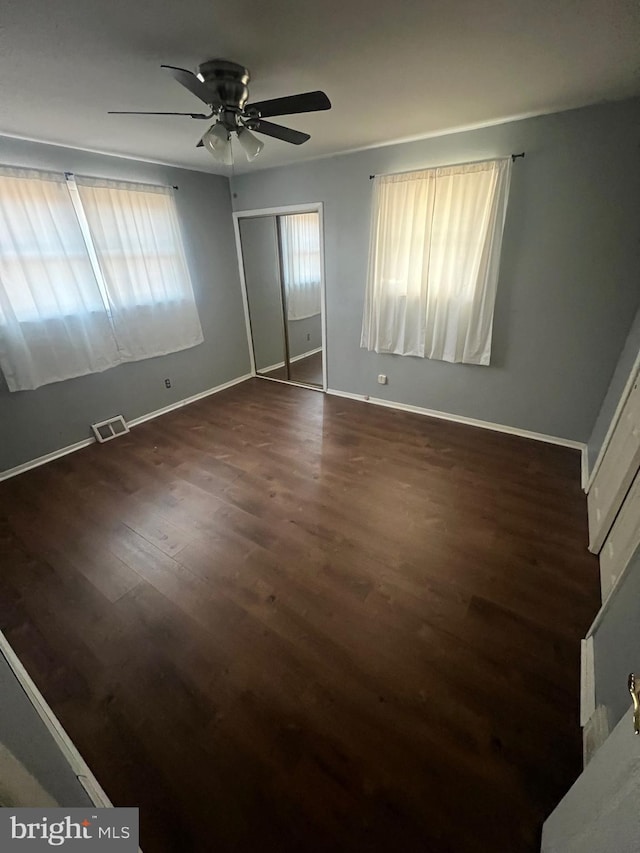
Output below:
[0,164,179,191]
[368,152,525,180]
[65,172,178,191]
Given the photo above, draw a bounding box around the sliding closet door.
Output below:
[278,212,324,388]
[238,217,288,378]
[237,207,325,389]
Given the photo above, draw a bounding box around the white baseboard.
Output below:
[0,629,112,807]
[127,372,252,428]
[326,388,586,451]
[258,375,324,392]
[258,347,322,375]
[257,359,285,374]
[0,372,253,483]
[0,438,96,483]
[292,346,322,363]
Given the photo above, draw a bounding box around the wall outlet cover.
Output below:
[377,374,388,385]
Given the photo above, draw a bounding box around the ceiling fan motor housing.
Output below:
[197,59,251,111]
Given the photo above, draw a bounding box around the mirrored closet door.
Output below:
[236,208,325,390]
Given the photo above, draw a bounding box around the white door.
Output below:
[587,376,640,553]
[541,707,640,852]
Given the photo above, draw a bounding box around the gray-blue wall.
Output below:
[0,137,251,473]
[231,98,640,442]
[2,97,639,471]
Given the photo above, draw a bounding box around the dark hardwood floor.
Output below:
[0,379,600,852]
[261,350,323,387]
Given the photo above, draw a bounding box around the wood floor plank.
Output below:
[0,379,600,852]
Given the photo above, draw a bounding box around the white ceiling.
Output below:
[1,0,638,175]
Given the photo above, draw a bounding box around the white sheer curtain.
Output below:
[361,158,512,364]
[0,167,121,391]
[279,212,322,320]
[74,177,203,361]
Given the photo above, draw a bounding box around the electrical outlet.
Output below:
[164,378,171,389]
[377,374,388,385]
[306,333,311,341]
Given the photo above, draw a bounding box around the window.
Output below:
[74,177,203,362]
[0,168,203,391]
[0,170,106,322]
[279,212,322,320]
[361,158,512,365]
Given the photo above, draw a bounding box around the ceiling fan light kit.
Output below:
[201,122,232,165]
[237,127,264,162]
[109,58,331,165]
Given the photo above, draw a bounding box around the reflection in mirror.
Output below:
[279,212,323,388]
[238,217,287,378]
[237,208,324,390]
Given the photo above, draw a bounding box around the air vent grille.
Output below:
[91,416,129,443]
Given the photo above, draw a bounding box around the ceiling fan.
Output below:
[109,59,331,164]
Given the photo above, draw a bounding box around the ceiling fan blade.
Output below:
[161,64,220,107]
[108,111,212,119]
[249,120,310,145]
[245,90,331,118]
